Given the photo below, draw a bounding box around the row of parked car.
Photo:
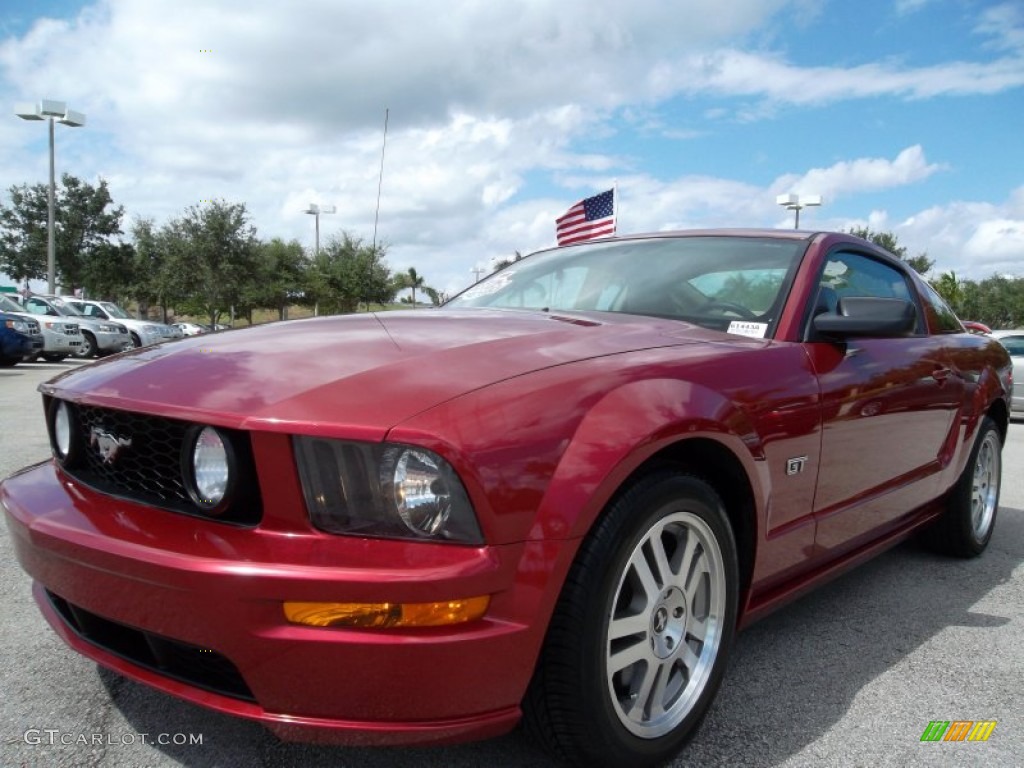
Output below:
[0,293,186,368]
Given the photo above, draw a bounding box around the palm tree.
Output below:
[406,267,425,308]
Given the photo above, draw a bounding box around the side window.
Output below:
[919,282,963,334]
[821,251,913,303]
[810,250,921,336]
[26,299,52,315]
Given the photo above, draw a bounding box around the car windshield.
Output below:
[47,298,86,317]
[448,236,806,332]
[99,302,131,319]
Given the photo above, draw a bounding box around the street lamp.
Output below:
[15,100,86,295]
[776,193,822,230]
[303,203,336,256]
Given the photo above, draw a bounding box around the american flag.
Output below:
[555,188,615,246]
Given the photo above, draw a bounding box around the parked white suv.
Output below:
[61,298,180,348]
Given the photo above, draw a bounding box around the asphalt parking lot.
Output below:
[1,359,1021,767]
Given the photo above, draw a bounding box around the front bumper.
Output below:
[40,327,81,355]
[93,329,133,354]
[1,330,34,358]
[1,460,553,746]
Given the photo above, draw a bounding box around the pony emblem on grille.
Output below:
[90,427,132,464]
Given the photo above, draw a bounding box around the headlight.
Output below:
[293,437,483,545]
[46,399,81,466]
[182,426,235,512]
[96,323,118,332]
[3,319,28,332]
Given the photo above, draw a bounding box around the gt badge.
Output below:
[786,456,807,476]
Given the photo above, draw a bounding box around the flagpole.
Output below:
[613,179,619,234]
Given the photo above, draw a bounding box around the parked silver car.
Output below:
[991,330,1023,415]
[6,295,81,361]
[23,295,132,358]
[61,298,178,348]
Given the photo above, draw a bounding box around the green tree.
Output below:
[845,226,934,275]
[492,250,524,273]
[161,200,259,326]
[0,174,125,291]
[126,217,176,321]
[82,241,136,303]
[247,238,307,320]
[932,271,965,313]
[422,286,446,306]
[307,233,394,314]
[965,275,1024,328]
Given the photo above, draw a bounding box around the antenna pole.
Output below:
[372,108,389,250]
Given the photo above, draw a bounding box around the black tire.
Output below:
[41,353,67,362]
[0,355,19,367]
[523,471,739,767]
[925,416,1002,558]
[130,332,142,348]
[76,332,98,358]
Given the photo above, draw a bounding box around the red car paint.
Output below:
[1,230,1012,747]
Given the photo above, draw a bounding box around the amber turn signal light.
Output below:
[283,596,490,628]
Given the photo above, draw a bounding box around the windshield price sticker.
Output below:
[727,321,768,338]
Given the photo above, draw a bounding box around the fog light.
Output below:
[283,596,490,628]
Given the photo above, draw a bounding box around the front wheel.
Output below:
[41,353,67,362]
[524,472,739,767]
[130,332,142,348]
[926,416,1002,558]
[76,332,97,358]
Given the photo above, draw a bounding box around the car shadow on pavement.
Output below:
[97,508,1023,768]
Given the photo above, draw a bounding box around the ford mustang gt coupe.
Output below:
[1,230,1012,766]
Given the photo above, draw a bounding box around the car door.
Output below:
[804,250,964,555]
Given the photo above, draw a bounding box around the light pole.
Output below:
[15,100,86,295]
[304,203,336,257]
[776,193,822,229]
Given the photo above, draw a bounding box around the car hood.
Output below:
[42,309,727,439]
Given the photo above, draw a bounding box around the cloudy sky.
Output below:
[2,0,1022,295]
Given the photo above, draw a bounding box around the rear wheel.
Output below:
[926,416,1001,558]
[524,471,739,767]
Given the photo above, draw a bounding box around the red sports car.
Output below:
[1,230,1012,766]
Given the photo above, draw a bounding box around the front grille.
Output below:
[50,400,262,525]
[47,591,255,702]
[60,323,81,336]
[26,319,40,334]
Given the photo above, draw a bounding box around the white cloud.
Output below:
[1,0,1022,296]
[772,145,944,201]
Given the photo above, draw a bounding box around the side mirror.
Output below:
[813,297,916,338]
